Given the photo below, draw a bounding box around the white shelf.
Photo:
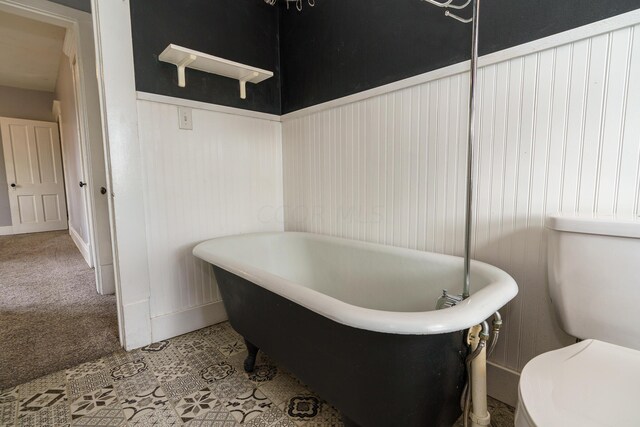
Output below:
[159,44,273,99]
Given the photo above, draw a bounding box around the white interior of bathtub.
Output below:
[194,232,517,334]
[198,232,492,312]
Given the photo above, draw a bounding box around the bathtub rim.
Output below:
[193,231,518,335]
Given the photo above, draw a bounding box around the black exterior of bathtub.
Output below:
[213,266,467,427]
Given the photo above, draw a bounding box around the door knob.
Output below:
[79,181,87,188]
[10,183,16,188]
[100,187,107,195]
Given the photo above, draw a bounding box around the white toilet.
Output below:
[515,214,640,427]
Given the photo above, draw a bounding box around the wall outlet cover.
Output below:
[178,107,193,130]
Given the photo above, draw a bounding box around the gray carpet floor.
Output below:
[0,230,120,389]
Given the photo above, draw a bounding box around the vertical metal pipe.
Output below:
[463,0,480,299]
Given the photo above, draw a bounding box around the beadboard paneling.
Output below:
[282,24,640,373]
[137,100,283,319]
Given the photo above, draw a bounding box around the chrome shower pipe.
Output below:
[463,0,480,299]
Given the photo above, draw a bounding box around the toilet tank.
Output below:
[547,214,640,350]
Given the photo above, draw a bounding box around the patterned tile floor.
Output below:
[0,322,514,426]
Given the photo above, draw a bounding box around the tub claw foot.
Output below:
[243,339,259,372]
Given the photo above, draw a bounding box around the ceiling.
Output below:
[0,10,66,92]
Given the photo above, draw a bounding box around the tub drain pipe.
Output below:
[463,321,490,427]
[487,311,502,357]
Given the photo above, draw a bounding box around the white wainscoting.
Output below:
[282,22,640,404]
[136,99,283,338]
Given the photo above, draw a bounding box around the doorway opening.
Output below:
[0,1,120,389]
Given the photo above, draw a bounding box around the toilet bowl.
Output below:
[516,214,640,427]
[515,339,640,427]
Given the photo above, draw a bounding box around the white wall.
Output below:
[282,20,640,403]
[136,99,284,342]
[0,85,55,228]
[55,55,90,249]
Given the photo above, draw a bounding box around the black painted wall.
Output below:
[279,0,640,113]
[128,0,640,115]
[129,0,281,115]
[48,0,90,13]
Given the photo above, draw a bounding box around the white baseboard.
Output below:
[69,226,92,267]
[122,298,152,351]
[487,361,521,408]
[151,301,228,343]
[0,225,13,236]
[97,263,115,295]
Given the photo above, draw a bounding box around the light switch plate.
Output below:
[178,107,193,130]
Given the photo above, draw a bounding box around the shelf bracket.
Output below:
[176,54,197,87]
[239,79,247,99]
[239,72,259,99]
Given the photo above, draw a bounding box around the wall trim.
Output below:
[281,8,640,120]
[487,362,521,407]
[98,263,115,295]
[134,9,640,123]
[121,298,152,350]
[151,301,228,343]
[136,92,282,123]
[0,225,13,236]
[92,0,152,350]
[69,226,92,267]
[62,23,77,59]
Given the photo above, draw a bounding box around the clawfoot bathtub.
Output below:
[194,232,517,427]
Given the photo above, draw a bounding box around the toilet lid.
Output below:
[519,339,640,427]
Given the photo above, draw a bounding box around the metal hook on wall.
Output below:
[421,0,455,8]
[445,9,472,23]
[447,0,472,9]
[264,0,316,12]
[421,0,473,23]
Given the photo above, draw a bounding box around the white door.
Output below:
[1,117,68,234]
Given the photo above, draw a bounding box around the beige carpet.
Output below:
[0,230,120,389]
